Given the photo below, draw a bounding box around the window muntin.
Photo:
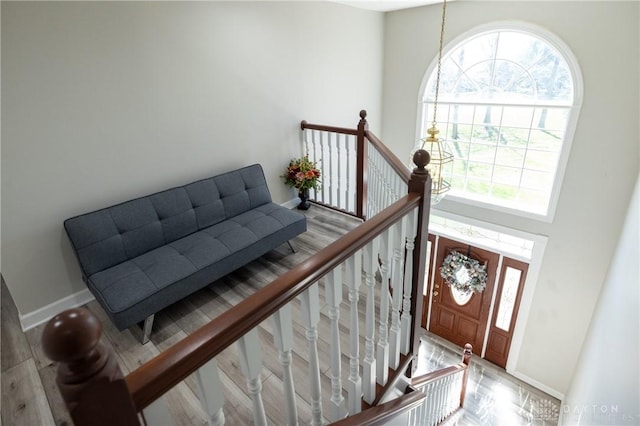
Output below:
[420,28,579,218]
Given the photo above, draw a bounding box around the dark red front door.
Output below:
[427,237,499,355]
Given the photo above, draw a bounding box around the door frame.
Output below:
[425,209,548,375]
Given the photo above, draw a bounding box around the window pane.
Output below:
[500,127,530,148]
[495,267,522,331]
[533,108,569,131]
[529,129,563,151]
[421,27,577,217]
[467,178,491,196]
[518,188,548,212]
[501,106,534,128]
[468,161,493,180]
[449,141,470,160]
[495,147,525,167]
[521,169,553,190]
[524,150,558,172]
[530,57,574,103]
[493,60,536,99]
[469,144,497,163]
[447,125,471,143]
[451,286,473,305]
[492,165,521,185]
[455,105,477,124]
[490,183,519,199]
[474,105,503,127]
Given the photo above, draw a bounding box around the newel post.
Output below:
[407,150,433,365]
[460,343,473,407]
[42,308,139,426]
[356,109,369,220]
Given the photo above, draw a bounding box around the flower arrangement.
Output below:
[282,155,321,191]
[440,251,488,295]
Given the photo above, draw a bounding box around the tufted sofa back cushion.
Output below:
[65,164,272,277]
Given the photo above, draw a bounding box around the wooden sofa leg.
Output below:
[287,240,297,253]
[141,314,155,345]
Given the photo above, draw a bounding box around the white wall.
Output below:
[561,173,639,425]
[1,2,383,319]
[382,1,639,396]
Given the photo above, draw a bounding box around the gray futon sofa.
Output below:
[64,164,306,342]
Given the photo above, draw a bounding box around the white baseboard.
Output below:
[20,288,95,331]
[510,369,565,401]
[281,197,301,210]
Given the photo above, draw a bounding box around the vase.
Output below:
[298,188,311,210]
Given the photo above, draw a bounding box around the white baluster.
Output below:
[346,135,353,213]
[389,219,406,368]
[271,305,298,425]
[367,151,374,218]
[408,395,419,426]
[396,172,406,200]
[316,131,322,203]
[303,129,310,158]
[379,149,386,211]
[328,132,334,207]
[444,376,452,417]
[376,228,391,386]
[142,395,173,426]
[194,358,225,426]
[431,380,440,425]
[343,135,348,212]
[401,208,418,354]
[336,134,347,210]
[370,143,377,218]
[237,329,267,425]
[366,150,375,218]
[383,151,392,207]
[300,285,323,426]
[436,377,445,423]
[425,382,435,426]
[362,239,379,404]
[376,148,384,214]
[345,254,362,414]
[451,374,459,415]
[312,130,320,201]
[325,267,347,421]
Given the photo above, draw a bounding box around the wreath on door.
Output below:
[440,250,488,295]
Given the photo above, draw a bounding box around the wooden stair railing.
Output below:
[330,344,473,426]
[301,110,412,220]
[42,111,431,426]
[42,120,434,425]
[409,343,473,426]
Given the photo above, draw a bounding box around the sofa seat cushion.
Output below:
[88,202,305,316]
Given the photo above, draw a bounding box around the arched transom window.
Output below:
[419,24,582,220]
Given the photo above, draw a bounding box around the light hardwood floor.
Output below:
[1,205,559,425]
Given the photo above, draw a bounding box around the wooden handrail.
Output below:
[43,111,435,425]
[411,364,467,387]
[126,193,422,410]
[300,119,359,135]
[365,130,412,184]
[412,342,473,410]
[330,388,425,426]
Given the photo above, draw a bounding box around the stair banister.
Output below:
[356,109,369,219]
[407,149,432,366]
[42,111,435,425]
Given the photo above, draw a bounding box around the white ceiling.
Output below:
[330,0,444,12]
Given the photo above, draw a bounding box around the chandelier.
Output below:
[414,0,453,204]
